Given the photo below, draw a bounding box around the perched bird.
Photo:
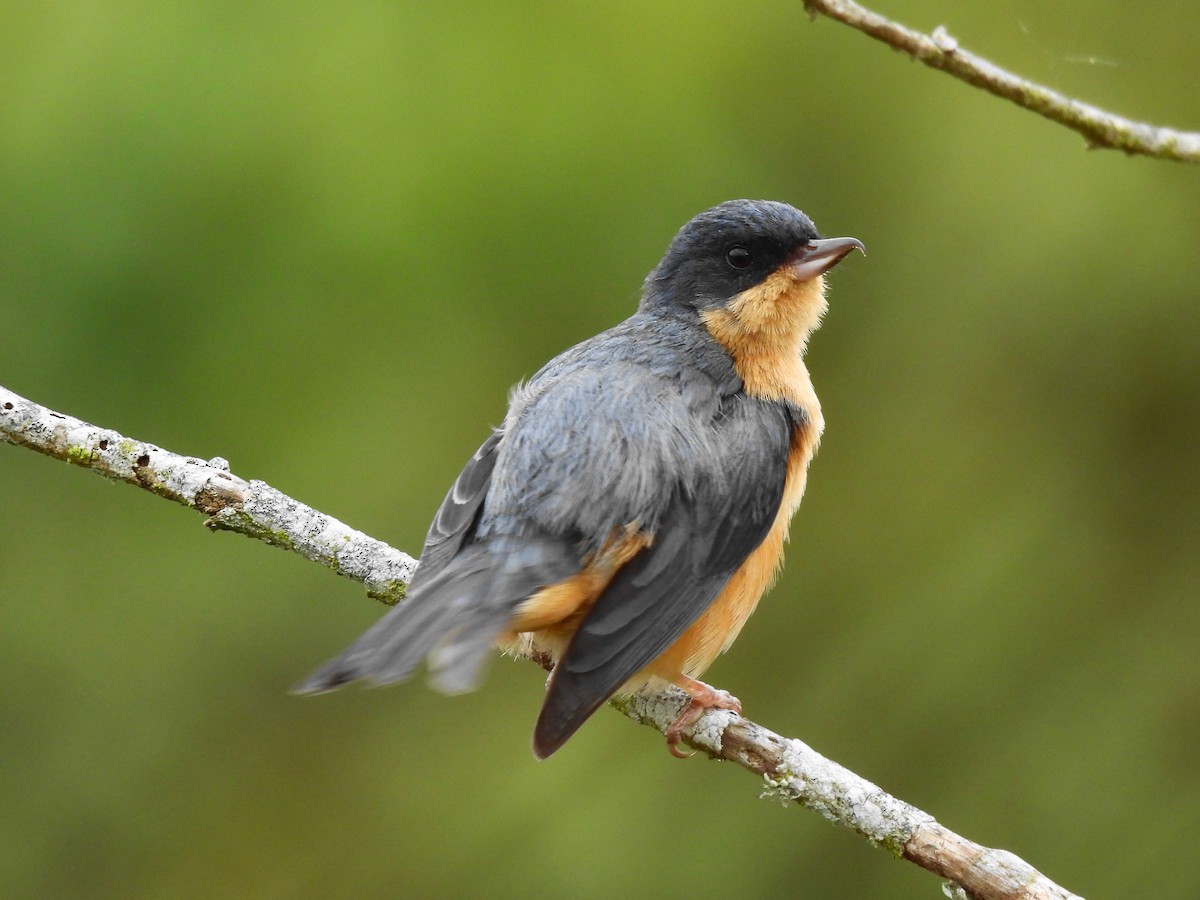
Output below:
[296,199,863,758]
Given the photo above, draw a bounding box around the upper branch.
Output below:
[804,0,1200,163]
[0,382,1081,900]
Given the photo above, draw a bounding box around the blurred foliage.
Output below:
[2,1,1198,898]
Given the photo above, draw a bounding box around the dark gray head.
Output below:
[640,199,862,314]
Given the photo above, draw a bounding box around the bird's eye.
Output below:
[725,246,752,269]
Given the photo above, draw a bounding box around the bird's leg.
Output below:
[665,676,742,758]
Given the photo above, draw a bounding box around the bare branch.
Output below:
[0,382,1082,900]
[0,384,415,603]
[804,0,1200,163]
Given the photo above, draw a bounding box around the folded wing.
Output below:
[533,400,791,757]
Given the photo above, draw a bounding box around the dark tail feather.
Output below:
[293,537,577,697]
[532,666,617,759]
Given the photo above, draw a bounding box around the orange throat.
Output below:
[700,271,827,416]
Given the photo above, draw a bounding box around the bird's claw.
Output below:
[664,682,742,758]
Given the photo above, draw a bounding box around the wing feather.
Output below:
[533,401,792,757]
[410,430,502,588]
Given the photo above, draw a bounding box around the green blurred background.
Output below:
[2,2,1198,897]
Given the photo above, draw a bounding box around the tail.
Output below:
[293,537,577,696]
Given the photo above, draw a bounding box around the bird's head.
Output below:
[641,199,863,343]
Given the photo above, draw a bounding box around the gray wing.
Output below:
[409,430,501,589]
[479,332,739,553]
[531,399,792,758]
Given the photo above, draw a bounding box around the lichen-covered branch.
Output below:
[621,688,1082,899]
[804,0,1200,163]
[0,384,415,603]
[0,382,1081,899]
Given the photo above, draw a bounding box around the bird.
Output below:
[295,199,863,759]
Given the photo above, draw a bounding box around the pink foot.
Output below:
[665,677,742,758]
